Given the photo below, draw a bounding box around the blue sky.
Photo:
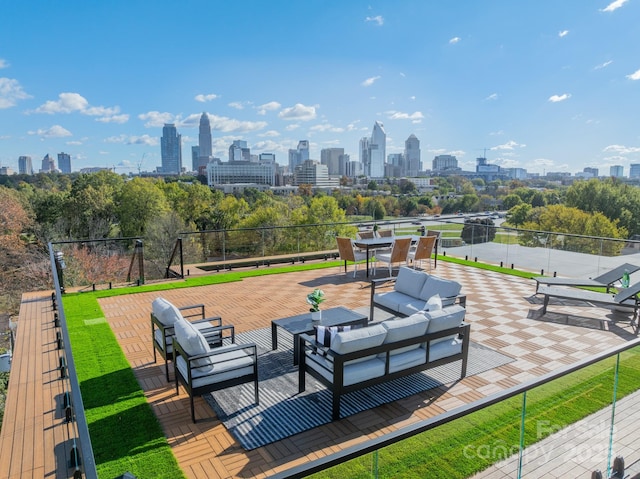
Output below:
[1,0,639,175]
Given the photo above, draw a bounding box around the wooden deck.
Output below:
[1,261,638,478]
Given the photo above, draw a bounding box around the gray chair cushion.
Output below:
[419,276,461,302]
[394,267,429,298]
[152,297,183,326]
[175,345,254,389]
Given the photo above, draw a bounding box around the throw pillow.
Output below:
[152,297,183,327]
[425,294,442,311]
[315,325,358,347]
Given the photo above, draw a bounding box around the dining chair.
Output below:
[357,230,375,240]
[377,229,394,238]
[335,237,367,277]
[408,235,437,271]
[374,237,412,276]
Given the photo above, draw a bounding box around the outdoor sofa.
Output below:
[298,308,470,420]
[370,266,466,322]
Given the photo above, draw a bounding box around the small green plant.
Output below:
[306,289,325,312]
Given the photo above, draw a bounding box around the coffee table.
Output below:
[271,306,368,365]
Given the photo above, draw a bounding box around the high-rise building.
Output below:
[583,167,599,178]
[432,155,458,171]
[40,154,55,173]
[18,155,33,175]
[288,140,309,171]
[404,134,421,177]
[57,152,71,173]
[610,165,624,178]
[259,153,276,164]
[160,124,182,174]
[320,148,344,176]
[293,159,337,187]
[198,113,212,159]
[387,153,404,177]
[359,137,370,175]
[191,146,200,172]
[369,121,386,178]
[229,140,250,162]
[629,164,640,179]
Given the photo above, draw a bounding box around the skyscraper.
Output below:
[18,156,33,175]
[359,137,370,176]
[288,140,310,171]
[229,140,250,162]
[198,112,213,174]
[161,124,182,174]
[40,154,55,173]
[320,148,344,176]
[58,152,71,174]
[369,121,386,178]
[404,134,421,177]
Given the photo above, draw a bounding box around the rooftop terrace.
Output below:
[2,246,640,477]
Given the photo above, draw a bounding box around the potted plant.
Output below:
[306,289,325,322]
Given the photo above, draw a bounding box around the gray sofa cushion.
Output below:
[331,324,387,365]
[373,291,407,313]
[428,337,463,361]
[388,348,428,373]
[394,267,429,298]
[424,305,466,333]
[305,353,386,386]
[418,276,462,304]
[380,313,429,355]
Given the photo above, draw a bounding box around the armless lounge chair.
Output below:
[534,263,640,293]
[538,280,640,323]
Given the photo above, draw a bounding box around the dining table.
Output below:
[352,235,416,277]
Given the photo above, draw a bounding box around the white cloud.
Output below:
[485,93,499,101]
[285,124,300,131]
[138,111,176,127]
[33,92,126,122]
[594,60,613,70]
[310,123,345,133]
[278,103,317,121]
[95,113,129,124]
[365,15,384,26]
[104,134,157,146]
[548,93,571,102]
[449,37,461,44]
[194,93,218,102]
[208,114,267,133]
[228,101,245,110]
[361,76,381,87]
[0,77,32,108]
[28,124,72,138]
[626,69,640,80]
[0,59,9,69]
[252,140,284,152]
[491,140,526,151]
[35,92,89,113]
[66,140,83,145]
[558,30,569,37]
[603,144,640,154]
[256,101,281,115]
[601,0,628,12]
[258,130,280,137]
[387,110,424,123]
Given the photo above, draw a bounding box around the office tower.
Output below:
[369,121,386,178]
[161,124,182,174]
[629,165,640,179]
[293,159,332,186]
[40,154,55,173]
[18,156,33,175]
[610,165,624,178]
[338,153,350,176]
[198,113,212,160]
[229,140,250,162]
[583,167,599,178]
[387,153,404,177]
[359,137,370,176]
[288,140,310,171]
[432,154,458,171]
[259,153,276,164]
[58,152,71,174]
[191,146,200,172]
[404,134,421,177]
[320,148,344,176]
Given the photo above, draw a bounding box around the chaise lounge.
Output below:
[533,263,640,293]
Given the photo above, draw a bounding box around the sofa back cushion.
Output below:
[330,324,387,363]
[152,297,183,327]
[394,267,429,298]
[174,317,212,369]
[424,305,466,333]
[380,313,429,356]
[418,276,461,305]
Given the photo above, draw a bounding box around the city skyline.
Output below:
[1,1,639,175]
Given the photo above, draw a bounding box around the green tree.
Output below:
[115,178,169,238]
[507,203,532,227]
[501,194,522,210]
